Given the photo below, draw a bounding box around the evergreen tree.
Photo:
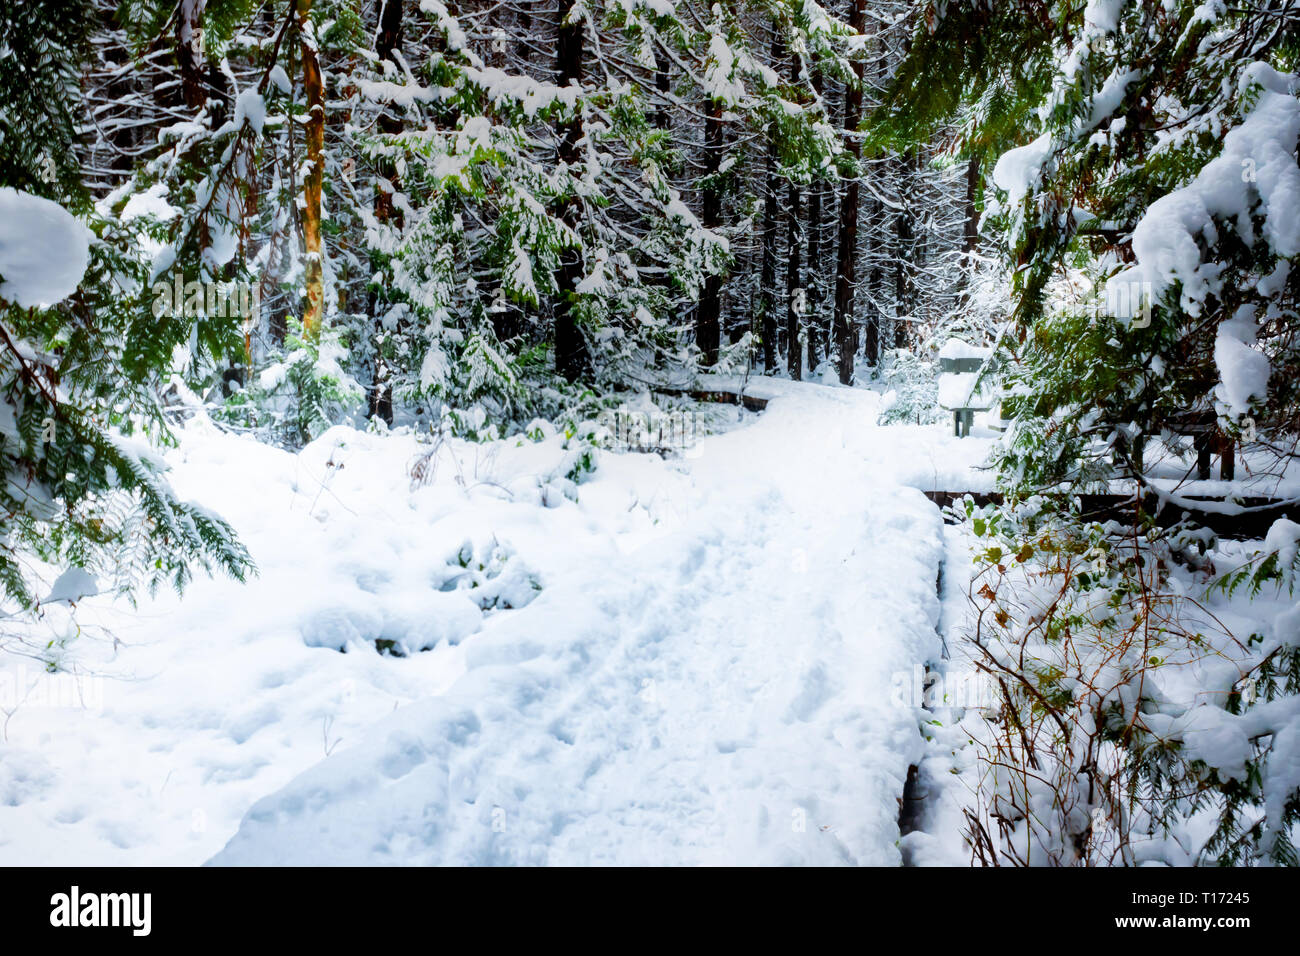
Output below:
[0,0,253,621]
[878,0,1300,866]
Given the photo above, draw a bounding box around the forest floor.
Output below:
[0,379,994,865]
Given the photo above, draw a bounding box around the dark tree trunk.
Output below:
[864,189,882,365]
[831,0,865,385]
[696,98,724,366]
[101,20,140,182]
[654,48,671,129]
[758,141,779,371]
[205,59,231,125]
[753,28,786,371]
[806,185,822,373]
[373,0,404,229]
[864,251,881,363]
[177,0,207,110]
[894,152,916,350]
[956,149,983,312]
[515,8,532,64]
[786,179,803,380]
[805,70,824,374]
[963,151,982,256]
[729,244,754,345]
[785,48,802,380]
[554,0,592,380]
[368,0,404,424]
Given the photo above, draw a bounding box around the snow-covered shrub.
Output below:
[311,536,544,658]
[440,538,542,612]
[956,496,1300,866]
[877,349,943,425]
[559,420,603,485]
[217,318,365,447]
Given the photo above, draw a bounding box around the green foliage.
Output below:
[889,0,1300,865]
[1,213,255,619]
[869,1,1057,158]
[116,0,257,59]
[0,0,93,204]
[0,0,254,625]
[218,317,364,445]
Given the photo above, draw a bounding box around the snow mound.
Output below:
[937,338,992,362]
[0,188,91,308]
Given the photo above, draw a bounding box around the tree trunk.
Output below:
[515,8,532,65]
[654,48,670,129]
[696,97,724,366]
[894,151,916,350]
[785,47,803,380]
[831,0,865,385]
[786,178,802,380]
[368,0,403,424]
[373,0,404,229]
[806,70,824,375]
[299,0,325,341]
[178,0,207,110]
[757,141,778,371]
[957,148,983,311]
[963,150,982,256]
[754,28,784,371]
[553,0,591,380]
[864,234,881,365]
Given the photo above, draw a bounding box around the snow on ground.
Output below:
[897,519,997,868]
[0,380,994,865]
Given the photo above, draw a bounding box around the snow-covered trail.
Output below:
[0,379,993,866]
[210,384,958,865]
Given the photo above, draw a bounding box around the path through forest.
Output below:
[211,382,982,864]
[0,380,991,865]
